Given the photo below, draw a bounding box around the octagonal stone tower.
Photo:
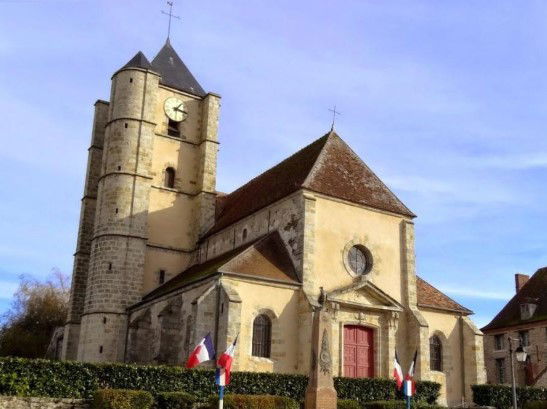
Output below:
[76,57,160,362]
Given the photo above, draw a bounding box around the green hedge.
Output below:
[524,401,547,409]
[363,401,444,409]
[92,388,154,409]
[333,377,440,404]
[338,399,362,409]
[155,391,196,409]
[208,394,299,409]
[0,357,440,404]
[395,381,440,404]
[472,384,547,409]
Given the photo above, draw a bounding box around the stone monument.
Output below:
[305,288,337,409]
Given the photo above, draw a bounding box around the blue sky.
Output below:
[0,1,546,328]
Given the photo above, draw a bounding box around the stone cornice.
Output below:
[98,171,153,183]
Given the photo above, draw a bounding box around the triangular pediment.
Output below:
[219,231,300,284]
[328,280,403,312]
[140,231,299,305]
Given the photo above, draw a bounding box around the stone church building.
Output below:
[62,39,485,406]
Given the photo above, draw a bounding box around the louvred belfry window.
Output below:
[430,335,442,371]
[252,314,271,358]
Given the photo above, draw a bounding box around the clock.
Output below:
[164,97,187,122]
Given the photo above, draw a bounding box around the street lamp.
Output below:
[515,345,527,363]
[508,337,528,409]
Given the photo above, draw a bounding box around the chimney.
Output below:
[515,273,529,293]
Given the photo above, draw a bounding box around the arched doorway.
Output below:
[343,325,374,378]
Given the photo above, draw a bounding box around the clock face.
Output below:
[164,97,187,122]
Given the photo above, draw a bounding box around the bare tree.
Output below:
[0,268,69,358]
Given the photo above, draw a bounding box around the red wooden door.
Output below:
[344,325,374,378]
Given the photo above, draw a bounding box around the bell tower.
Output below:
[63,40,220,362]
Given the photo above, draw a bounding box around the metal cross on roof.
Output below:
[328,105,341,131]
[161,1,181,40]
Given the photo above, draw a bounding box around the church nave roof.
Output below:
[416,276,473,315]
[207,131,415,237]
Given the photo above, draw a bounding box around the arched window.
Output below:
[430,335,442,371]
[242,228,248,241]
[165,167,175,188]
[252,314,271,358]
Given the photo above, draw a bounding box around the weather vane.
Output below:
[162,1,181,40]
[328,105,341,131]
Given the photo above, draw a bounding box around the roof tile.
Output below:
[122,51,153,70]
[416,276,472,314]
[151,39,206,97]
[206,131,414,237]
[482,267,547,331]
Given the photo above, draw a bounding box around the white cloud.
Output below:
[386,175,454,195]
[470,153,547,170]
[438,285,513,301]
[385,174,516,205]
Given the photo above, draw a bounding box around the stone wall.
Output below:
[221,277,299,374]
[196,93,221,236]
[0,397,88,409]
[127,279,217,365]
[200,192,305,275]
[536,367,547,387]
[461,317,486,399]
[142,88,220,294]
[484,325,547,386]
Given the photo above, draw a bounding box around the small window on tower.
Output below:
[159,270,166,285]
[167,119,180,137]
[165,167,175,189]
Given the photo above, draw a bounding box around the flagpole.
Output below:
[218,385,224,409]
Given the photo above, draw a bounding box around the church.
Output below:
[61,38,486,406]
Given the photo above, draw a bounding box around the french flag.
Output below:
[403,350,418,397]
[216,335,238,386]
[186,333,215,369]
[393,350,403,390]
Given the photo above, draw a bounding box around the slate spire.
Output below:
[151,40,206,97]
[121,51,153,70]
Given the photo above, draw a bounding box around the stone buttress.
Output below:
[62,101,109,360]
